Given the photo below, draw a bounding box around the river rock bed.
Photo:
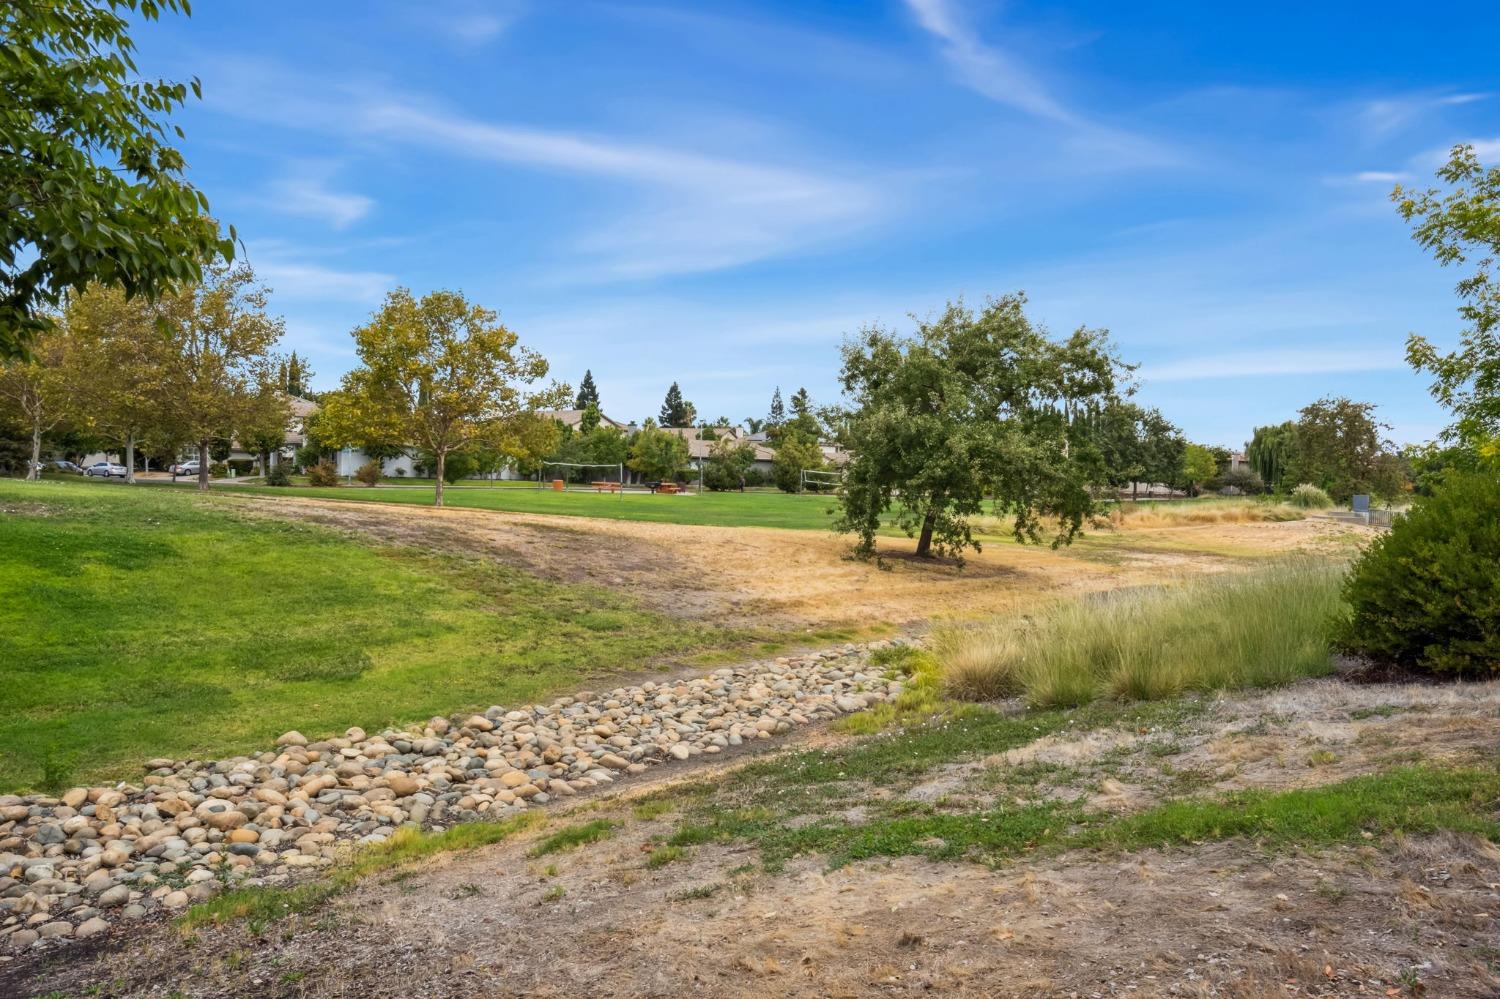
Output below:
[0,643,904,954]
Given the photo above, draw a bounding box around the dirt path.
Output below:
[14,678,1499,998]
[228,495,1363,633]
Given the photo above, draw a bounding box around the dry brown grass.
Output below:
[1108,498,1306,528]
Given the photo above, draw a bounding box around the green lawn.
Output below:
[201,481,845,531]
[0,480,756,793]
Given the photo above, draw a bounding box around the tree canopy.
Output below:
[575,369,599,410]
[1247,421,1298,491]
[63,283,177,482]
[767,387,785,427]
[1394,144,1500,451]
[0,323,76,479]
[834,294,1128,561]
[1288,396,1395,502]
[151,261,284,489]
[658,382,694,427]
[627,418,689,481]
[703,435,755,491]
[1180,443,1217,495]
[317,288,563,506]
[2,0,233,359]
[1088,400,1184,497]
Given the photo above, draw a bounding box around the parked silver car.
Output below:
[85,461,127,478]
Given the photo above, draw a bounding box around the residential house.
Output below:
[659,426,776,478]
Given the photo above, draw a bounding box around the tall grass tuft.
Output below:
[933,560,1345,708]
[1289,483,1334,509]
[1108,498,1306,528]
[969,498,1305,540]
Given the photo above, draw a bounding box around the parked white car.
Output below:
[85,461,127,478]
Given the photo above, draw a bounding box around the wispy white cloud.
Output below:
[199,58,888,280]
[247,245,394,303]
[1352,170,1411,183]
[420,0,527,45]
[903,0,1078,125]
[360,102,882,279]
[261,162,373,228]
[1144,348,1406,382]
[901,0,1178,168]
[1410,135,1500,172]
[1357,92,1487,141]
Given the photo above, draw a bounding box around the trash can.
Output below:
[552,479,565,491]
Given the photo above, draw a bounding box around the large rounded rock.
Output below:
[98,884,130,908]
[385,774,420,797]
[75,916,110,939]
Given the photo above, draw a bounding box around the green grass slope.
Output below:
[0,480,747,792]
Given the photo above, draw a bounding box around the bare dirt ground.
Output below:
[227,496,1367,632]
[12,678,1499,999]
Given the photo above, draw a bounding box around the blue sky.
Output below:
[134,0,1500,447]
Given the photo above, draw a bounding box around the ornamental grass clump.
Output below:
[1288,483,1334,509]
[934,560,1344,708]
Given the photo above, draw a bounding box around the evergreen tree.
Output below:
[786,387,820,437]
[790,387,811,418]
[575,369,600,409]
[659,382,693,426]
[768,387,785,426]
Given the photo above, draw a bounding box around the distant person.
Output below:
[739,474,746,492]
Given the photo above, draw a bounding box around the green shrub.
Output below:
[441,451,476,483]
[1289,483,1333,509]
[306,461,340,487]
[209,461,229,478]
[294,444,324,470]
[265,465,291,487]
[1339,471,1500,675]
[1217,468,1264,495]
[771,431,823,493]
[354,461,381,487]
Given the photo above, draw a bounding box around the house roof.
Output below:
[286,394,319,418]
[656,426,777,461]
[539,408,629,431]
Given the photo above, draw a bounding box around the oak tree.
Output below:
[834,294,1127,561]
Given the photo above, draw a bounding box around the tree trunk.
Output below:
[125,431,136,485]
[1131,480,1138,501]
[915,508,937,558]
[197,441,211,492]
[434,451,446,508]
[27,417,42,482]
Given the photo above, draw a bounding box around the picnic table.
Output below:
[591,481,621,493]
[646,481,681,494]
